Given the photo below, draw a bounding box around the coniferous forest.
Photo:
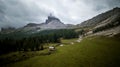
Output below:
[0,29,79,55]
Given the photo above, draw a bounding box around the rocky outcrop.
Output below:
[40,14,66,29]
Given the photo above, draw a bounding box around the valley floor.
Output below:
[2,36,120,67]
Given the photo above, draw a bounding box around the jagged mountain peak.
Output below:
[41,14,66,29]
[45,14,61,24]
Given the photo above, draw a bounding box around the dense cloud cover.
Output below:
[0,0,120,28]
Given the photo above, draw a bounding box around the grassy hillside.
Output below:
[2,36,120,67]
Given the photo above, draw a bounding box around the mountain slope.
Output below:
[76,7,120,37]
[77,7,120,27]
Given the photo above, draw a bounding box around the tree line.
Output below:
[0,29,79,55]
[93,21,120,33]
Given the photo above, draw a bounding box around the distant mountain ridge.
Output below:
[0,14,75,33]
[22,14,67,32]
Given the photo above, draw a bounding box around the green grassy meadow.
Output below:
[2,36,120,67]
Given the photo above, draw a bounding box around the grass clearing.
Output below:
[61,38,77,43]
[2,36,120,67]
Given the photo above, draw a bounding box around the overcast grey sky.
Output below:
[0,0,120,28]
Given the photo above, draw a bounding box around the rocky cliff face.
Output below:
[40,15,66,29]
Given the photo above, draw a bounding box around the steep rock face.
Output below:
[45,14,60,24]
[41,15,66,29]
[78,7,120,27]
